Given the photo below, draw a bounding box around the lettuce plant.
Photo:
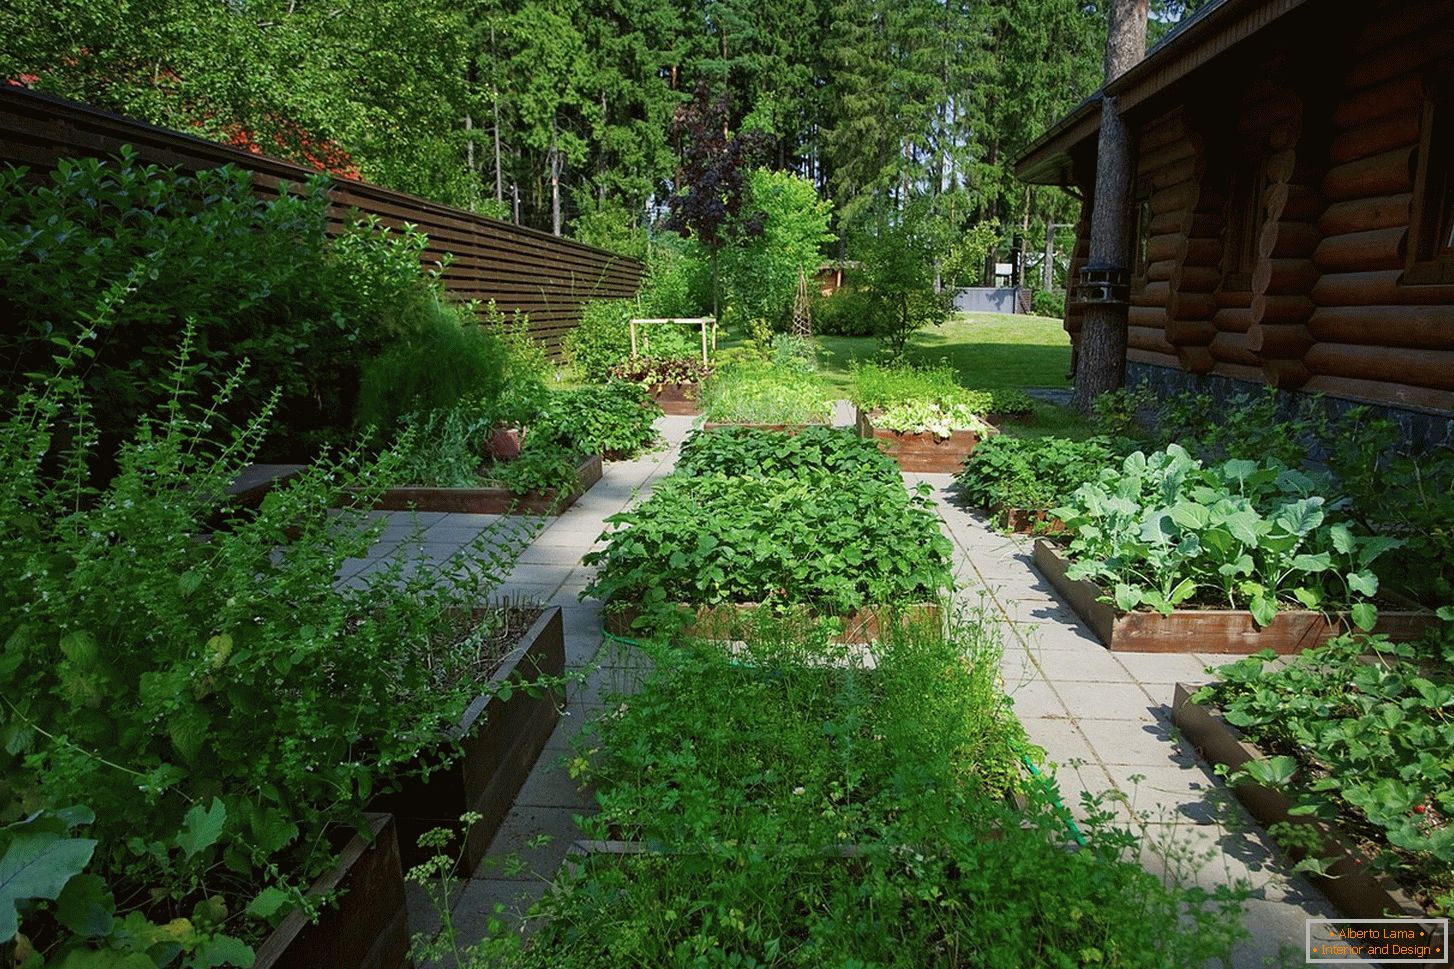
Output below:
[957,436,1118,513]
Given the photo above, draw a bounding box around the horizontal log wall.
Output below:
[1062,0,1454,416]
[0,87,643,354]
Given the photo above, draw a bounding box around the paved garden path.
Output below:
[382,411,1335,966]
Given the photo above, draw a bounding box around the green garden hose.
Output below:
[1022,755,1088,847]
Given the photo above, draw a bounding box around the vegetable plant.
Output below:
[532,382,662,458]
[0,332,541,959]
[699,360,834,425]
[583,473,953,615]
[676,427,899,484]
[1051,445,1401,625]
[607,356,712,388]
[957,435,1117,515]
[1198,624,1454,913]
[873,400,991,438]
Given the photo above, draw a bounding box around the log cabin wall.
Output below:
[1060,0,1454,429]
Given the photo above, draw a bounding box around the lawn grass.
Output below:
[812,312,1074,395]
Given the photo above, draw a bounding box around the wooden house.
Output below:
[1016,0,1454,436]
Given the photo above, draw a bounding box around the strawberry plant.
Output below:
[1198,624,1454,913]
[957,435,1118,515]
[531,382,662,458]
[582,473,952,614]
[1051,445,1400,625]
[676,427,899,484]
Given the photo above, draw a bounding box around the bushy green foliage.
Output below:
[583,473,953,615]
[490,447,584,499]
[1201,626,1454,913]
[849,360,973,411]
[676,427,899,484]
[636,236,712,318]
[355,298,509,438]
[851,217,953,355]
[1031,288,1066,319]
[1053,445,1399,625]
[419,614,1247,967]
[564,301,703,382]
[874,401,991,438]
[0,340,536,957]
[718,169,834,330]
[607,357,712,387]
[533,383,661,458]
[389,401,494,489]
[700,361,834,425]
[0,151,432,453]
[957,436,1118,514]
[810,287,876,336]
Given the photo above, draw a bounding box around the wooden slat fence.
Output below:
[0,86,644,353]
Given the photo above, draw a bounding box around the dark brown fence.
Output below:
[0,86,643,352]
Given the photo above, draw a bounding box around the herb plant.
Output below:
[532,383,662,458]
[699,361,834,425]
[0,336,539,958]
[1052,445,1400,625]
[957,435,1117,515]
[1198,626,1454,913]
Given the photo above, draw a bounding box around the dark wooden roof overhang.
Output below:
[1014,0,1315,188]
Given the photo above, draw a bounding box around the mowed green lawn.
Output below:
[811,312,1072,395]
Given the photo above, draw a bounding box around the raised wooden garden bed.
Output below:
[1032,540,1436,654]
[254,813,410,969]
[369,453,601,515]
[649,381,702,416]
[1171,683,1442,931]
[854,407,991,473]
[604,601,940,645]
[374,607,565,872]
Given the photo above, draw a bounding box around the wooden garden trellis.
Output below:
[629,317,718,365]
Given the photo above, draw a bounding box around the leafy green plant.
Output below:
[532,383,661,458]
[676,427,900,484]
[874,401,991,438]
[489,447,583,500]
[810,287,875,337]
[986,387,1035,416]
[389,401,495,488]
[582,472,953,615]
[606,357,712,387]
[354,298,509,439]
[699,361,834,425]
[1198,626,1454,913]
[1051,445,1400,625]
[564,301,704,382]
[0,150,436,455]
[849,360,973,411]
[957,436,1117,514]
[0,333,539,953]
[717,168,835,331]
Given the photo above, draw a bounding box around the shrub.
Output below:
[562,299,633,382]
[0,338,536,955]
[354,297,509,438]
[1052,445,1399,625]
[583,472,953,614]
[1031,288,1066,319]
[851,217,953,356]
[700,361,834,425]
[717,169,834,330]
[0,150,432,453]
[811,287,876,336]
[636,236,712,318]
[957,436,1118,513]
[676,427,900,484]
[532,383,661,458]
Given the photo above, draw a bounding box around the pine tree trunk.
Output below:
[1070,0,1148,414]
